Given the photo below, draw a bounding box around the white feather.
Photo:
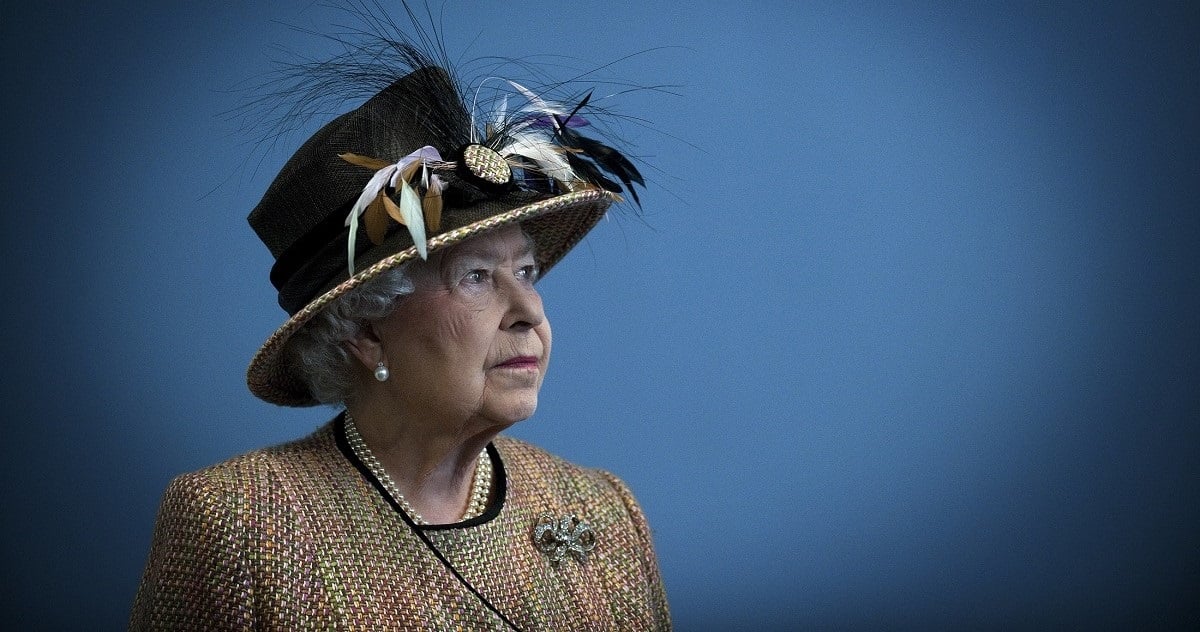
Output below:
[492,94,508,131]
[505,80,574,135]
[497,131,574,183]
[506,81,564,114]
[345,165,398,275]
[396,179,428,260]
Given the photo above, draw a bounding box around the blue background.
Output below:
[2,1,1197,629]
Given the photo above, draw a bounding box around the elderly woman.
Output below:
[130,33,669,631]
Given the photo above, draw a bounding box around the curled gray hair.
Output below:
[284,265,415,405]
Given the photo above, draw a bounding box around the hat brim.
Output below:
[247,188,614,406]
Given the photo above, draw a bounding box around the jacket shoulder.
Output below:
[492,435,609,484]
[491,435,641,514]
[171,423,338,490]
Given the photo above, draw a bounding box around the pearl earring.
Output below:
[374,361,390,382]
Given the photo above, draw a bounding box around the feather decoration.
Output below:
[494,134,573,184]
[506,81,568,120]
[363,193,390,245]
[496,81,585,138]
[341,146,443,273]
[525,114,590,129]
[484,94,508,142]
[335,52,647,277]
[557,125,644,206]
[341,152,393,171]
[421,165,444,231]
[562,150,622,194]
[345,165,400,274]
[478,82,645,207]
[385,180,427,259]
[554,91,644,206]
[396,159,423,187]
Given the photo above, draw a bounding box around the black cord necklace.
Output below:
[335,413,523,631]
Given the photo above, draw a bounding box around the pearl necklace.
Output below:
[344,412,492,525]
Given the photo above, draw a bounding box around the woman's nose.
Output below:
[500,274,544,331]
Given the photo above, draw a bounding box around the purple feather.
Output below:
[525,114,590,129]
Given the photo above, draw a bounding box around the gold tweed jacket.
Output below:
[131,419,670,631]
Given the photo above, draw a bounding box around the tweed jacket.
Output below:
[131,418,670,630]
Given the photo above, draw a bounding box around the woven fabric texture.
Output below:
[130,423,670,631]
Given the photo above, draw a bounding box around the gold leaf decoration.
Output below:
[364,193,390,245]
[381,194,406,226]
[422,188,443,232]
[338,152,392,170]
[399,159,422,184]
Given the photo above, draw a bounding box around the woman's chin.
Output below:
[482,396,539,428]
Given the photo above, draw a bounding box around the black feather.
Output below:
[560,90,593,127]
[562,150,622,194]
[556,125,644,206]
[569,130,645,186]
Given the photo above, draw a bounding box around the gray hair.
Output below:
[284,265,415,405]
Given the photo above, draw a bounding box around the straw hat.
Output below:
[245,54,643,406]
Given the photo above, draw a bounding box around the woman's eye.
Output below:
[464,269,487,284]
[517,264,539,281]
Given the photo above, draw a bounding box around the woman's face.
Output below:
[373,225,551,429]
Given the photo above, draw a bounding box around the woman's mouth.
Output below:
[496,355,539,369]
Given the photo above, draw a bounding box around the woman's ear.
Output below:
[343,322,384,372]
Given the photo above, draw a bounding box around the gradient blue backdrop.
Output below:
[2,2,1197,629]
